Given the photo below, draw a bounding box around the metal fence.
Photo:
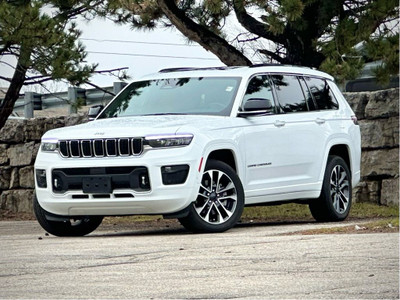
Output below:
[8,82,127,118]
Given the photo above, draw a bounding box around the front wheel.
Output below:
[179,159,244,233]
[309,155,352,222]
[33,194,103,237]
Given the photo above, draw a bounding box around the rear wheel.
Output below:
[309,155,352,222]
[33,194,103,236]
[179,159,244,233]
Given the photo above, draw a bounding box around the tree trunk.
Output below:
[157,0,251,66]
[0,46,31,130]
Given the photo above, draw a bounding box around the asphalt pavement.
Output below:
[0,220,398,299]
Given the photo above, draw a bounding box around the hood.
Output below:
[42,115,236,140]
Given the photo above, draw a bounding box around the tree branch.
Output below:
[55,0,105,21]
[24,77,54,85]
[258,49,286,64]
[0,75,12,83]
[232,0,285,45]
[83,80,115,96]
[157,0,251,66]
[0,42,11,55]
[0,44,31,129]
[94,67,129,74]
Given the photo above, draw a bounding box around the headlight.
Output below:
[145,134,193,148]
[41,139,59,152]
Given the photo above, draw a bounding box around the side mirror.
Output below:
[88,105,104,121]
[238,98,274,117]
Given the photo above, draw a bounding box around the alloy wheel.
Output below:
[330,165,350,214]
[194,169,238,224]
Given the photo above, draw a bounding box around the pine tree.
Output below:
[0,0,99,129]
[105,0,399,84]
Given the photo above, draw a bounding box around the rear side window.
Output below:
[299,77,317,111]
[270,75,307,113]
[304,77,339,110]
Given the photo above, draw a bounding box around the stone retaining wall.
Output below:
[0,115,87,214]
[344,88,399,206]
[0,88,398,215]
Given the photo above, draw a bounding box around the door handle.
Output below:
[274,120,285,127]
[315,118,326,125]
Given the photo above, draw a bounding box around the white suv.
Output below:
[34,65,361,236]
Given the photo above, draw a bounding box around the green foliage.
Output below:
[0,0,101,129]
[365,35,399,85]
[0,0,97,85]
[70,97,87,110]
[280,0,304,21]
[105,0,399,83]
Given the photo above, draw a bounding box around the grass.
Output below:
[292,218,399,235]
[99,202,399,227]
[241,202,399,222]
[1,202,399,234]
[241,202,399,234]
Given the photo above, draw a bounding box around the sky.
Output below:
[0,16,225,93]
[0,10,272,94]
[77,17,226,87]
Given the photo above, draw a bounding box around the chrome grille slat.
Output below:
[132,138,143,155]
[105,139,117,156]
[118,138,130,156]
[58,138,143,158]
[81,140,92,157]
[94,140,104,157]
[69,140,80,157]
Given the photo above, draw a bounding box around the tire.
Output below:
[178,159,244,233]
[33,194,103,237]
[309,155,352,222]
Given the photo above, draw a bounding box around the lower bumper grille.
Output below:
[52,167,150,194]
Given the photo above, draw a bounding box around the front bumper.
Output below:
[34,147,202,216]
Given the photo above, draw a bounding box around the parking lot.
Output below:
[0,220,398,299]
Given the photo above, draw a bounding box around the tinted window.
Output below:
[242,75,275,113]
[270,75,307,113]
[304,77,339,110]
[299,77,317,111]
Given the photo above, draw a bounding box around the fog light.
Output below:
[53,174,64,192]
[161,165,189,185]
[139,172,150,190]
[35,169,47,188]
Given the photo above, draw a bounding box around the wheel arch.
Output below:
[328,144,351,175]
[206,149,238,173]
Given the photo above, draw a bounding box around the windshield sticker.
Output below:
[226,86,234,92]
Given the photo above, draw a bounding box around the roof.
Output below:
[139,65,334,81]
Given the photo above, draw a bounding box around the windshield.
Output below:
[98,77,241,118]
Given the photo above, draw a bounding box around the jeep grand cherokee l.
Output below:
[34,65,361,236]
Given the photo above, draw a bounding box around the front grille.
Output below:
[59,138,143,158]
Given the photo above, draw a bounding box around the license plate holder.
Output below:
[82,176,112,194]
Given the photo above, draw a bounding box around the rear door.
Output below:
[265,74,327,191]
[242,74,326,200]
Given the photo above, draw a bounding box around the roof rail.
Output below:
[250,63,314,69]
[158,67,199,73]
[158,66,242,73]
[249,63,283,68]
